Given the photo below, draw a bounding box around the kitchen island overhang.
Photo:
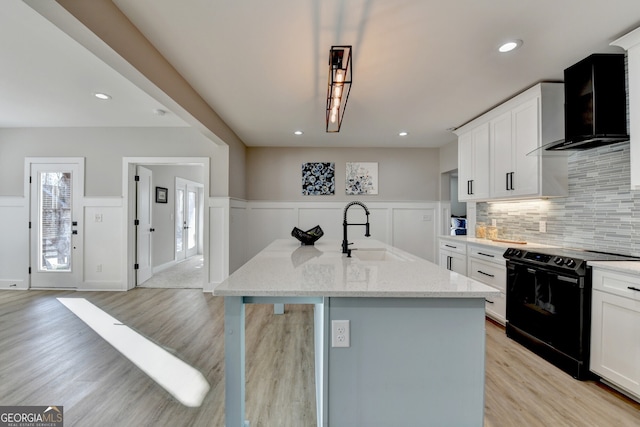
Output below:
[214,239,499,427]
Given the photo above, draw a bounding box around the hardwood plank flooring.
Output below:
[1,289,639,426]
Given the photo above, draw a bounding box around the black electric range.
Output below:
[503,246,639,379]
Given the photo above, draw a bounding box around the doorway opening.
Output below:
[123,157,209,290]
[441,169,468,236]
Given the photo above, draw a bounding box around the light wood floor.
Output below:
[1,289,639,426]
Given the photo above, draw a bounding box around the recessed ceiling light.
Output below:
[94,92,111,100]
[153,109,166,116]
[498,40,522,53]
[294,130,304,135]
[399,131,408,136]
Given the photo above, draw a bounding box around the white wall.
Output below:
[0,198,29,289]
[228,200,440,270]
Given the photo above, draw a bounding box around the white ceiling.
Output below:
[4,0,640,148]
[0,0,187,128]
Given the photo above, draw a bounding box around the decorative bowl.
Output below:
[291,225,324,245]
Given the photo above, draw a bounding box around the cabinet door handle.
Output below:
[485,299,495,304]
[478,270,495,278]
[478,252,495,258]
[445,244,456,249]
[505,172,510,191]
[470,180,474,195]
[628,286,640,292]
[467,180,472,195]
[510,172,515,190]
[447,256,452,271]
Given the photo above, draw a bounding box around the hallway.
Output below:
[137,256,204,289]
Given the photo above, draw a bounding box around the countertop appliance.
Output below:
[503,247,638,379]
[545,53,629,151]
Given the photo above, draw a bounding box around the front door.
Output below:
[30,161,83,288]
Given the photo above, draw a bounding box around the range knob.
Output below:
[554,257,564,265]
[565,259,577,268]
[514,250,522,257]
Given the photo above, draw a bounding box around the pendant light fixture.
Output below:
[326,45,352,132]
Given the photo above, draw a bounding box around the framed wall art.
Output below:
[346,162,378,195]
[302,162,335,195]
[155,187,168,203]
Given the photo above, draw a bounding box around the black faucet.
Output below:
[342,201,371,256]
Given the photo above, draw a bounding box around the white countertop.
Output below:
[588,260,640,275]
[439,235,558,250]
[214,239,500,298]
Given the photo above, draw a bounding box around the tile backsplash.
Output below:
[477,141,640,256]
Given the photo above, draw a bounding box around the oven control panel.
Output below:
[503,248,582,273]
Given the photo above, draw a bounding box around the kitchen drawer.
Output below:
[592,268,640,301]
[485,291,506,326]
[468,258,506,291]
[468,245,506,266]
[439,240,466,255]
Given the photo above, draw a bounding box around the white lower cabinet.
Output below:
[590,267,640,401]
[438,239,466,275]
[438,238,508,323]
[467,245,507,325]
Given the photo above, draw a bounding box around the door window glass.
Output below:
[187,191,196,250]
[176,189,184,252]
[39,172,72,271]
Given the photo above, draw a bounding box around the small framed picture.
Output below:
[156,187,168,203]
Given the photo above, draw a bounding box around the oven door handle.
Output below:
[557,276,579,284]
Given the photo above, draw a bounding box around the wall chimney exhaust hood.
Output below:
[544,53,629,151]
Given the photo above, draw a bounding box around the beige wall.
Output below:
[439,139,458,173]
[0,127,227,197]
[39,0,247,199]
[246,147,441,201]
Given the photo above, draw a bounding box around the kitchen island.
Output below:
[214,239,499,427]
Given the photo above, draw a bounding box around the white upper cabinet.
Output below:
[611,27,640,190]
[490,110,515,199]
[455,83,567,201]
[458,123,490,201]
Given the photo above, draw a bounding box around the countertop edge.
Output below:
[213,290,501,298]
[587,260,640,275]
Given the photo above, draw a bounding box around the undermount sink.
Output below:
[351,248,407,261]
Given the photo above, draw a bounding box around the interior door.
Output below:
[136,166,153,285]
[30,162,83,288]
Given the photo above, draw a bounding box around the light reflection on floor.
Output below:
[57,298,210,407]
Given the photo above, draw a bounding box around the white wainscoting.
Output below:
[228,201,441,271]
[2,196,441,292]
[208,197,229,292]
[230,199,248,273]
[83,197,125,290]
[0,197,29,289]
